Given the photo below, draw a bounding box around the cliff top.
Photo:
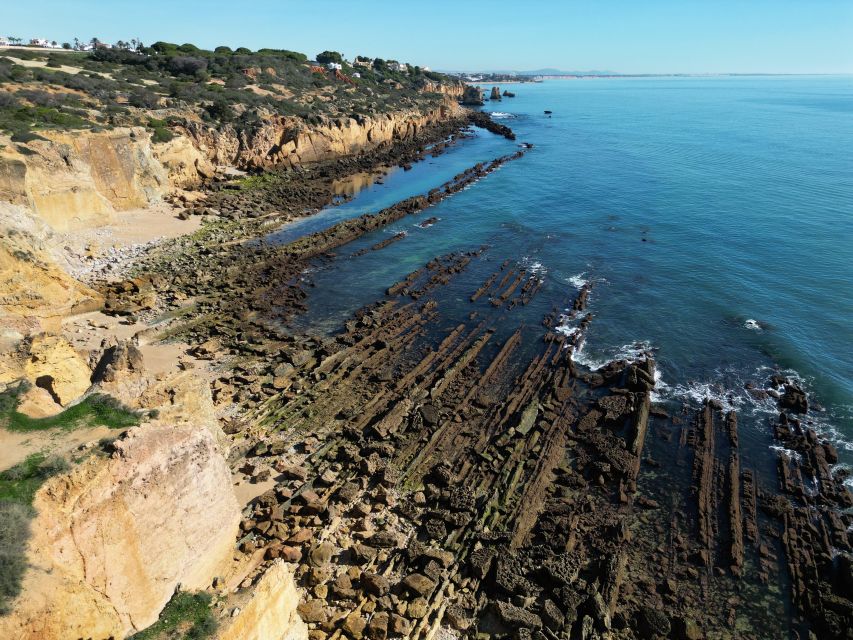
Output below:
[0,43,462,145]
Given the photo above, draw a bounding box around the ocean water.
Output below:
[280,76,853,471]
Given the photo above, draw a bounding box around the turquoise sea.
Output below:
[279,76,853,476]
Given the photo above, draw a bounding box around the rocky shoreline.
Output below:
[93,107,853,638]
[1,102,851,640]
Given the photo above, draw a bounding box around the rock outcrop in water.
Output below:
[461,85,485,106]
[490,86,502,100]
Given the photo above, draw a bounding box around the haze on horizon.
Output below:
[4,0,852,75]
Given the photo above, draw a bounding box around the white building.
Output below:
[353,57,372,68]
[352,72,361,78]
[326,62,342,71]
[0,38,10,47]
[389,61,408,73]
[29,38,61,48]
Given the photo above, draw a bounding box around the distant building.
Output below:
[422,66,431,72]
[28,38,62,48]
[326,62,342,71]
[0,38,10,47]
[388,61,408,73]
[353,57,372,68]
[352,72,361,78]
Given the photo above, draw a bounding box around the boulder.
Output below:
[780,384,808,413]
[402,573,436,597]
[23,334,91,405]
[361,572,390,596]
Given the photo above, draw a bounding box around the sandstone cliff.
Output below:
[215,561,308,640]
[179,99,462,170]
[0,408,240,639]
[0,202,102,334]
[0,128,165,231]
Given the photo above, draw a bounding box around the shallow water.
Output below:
[285,76,853,470]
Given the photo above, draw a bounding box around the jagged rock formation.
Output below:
[21,334,92,405]
[490,86,502,100]
[0,332,92,407]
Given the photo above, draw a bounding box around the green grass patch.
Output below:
[232,172,282,191]
[0,453,68,505]
[0,453,71,614]
[128,591,217,640]
[0,388,141,433]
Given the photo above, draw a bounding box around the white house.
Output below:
[0,38,10,47]
[389,61,408,73]
[326,62,342,71]
[353,57,372,68]
[352,72,361,78]
[29,38,61,48]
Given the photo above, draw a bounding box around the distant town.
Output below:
[0,35,148,51]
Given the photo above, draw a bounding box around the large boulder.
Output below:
[22,334,91,406]
[0,387,240,638]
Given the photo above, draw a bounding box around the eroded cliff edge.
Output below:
[0,97,468,640]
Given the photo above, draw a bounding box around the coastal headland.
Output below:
[0,43,850,640]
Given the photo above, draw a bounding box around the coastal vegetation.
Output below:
[127,591,217,640]
[0,386,141,433]
[0,41,460,142]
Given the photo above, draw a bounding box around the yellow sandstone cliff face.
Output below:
[0,202,102,334]
[180,100,462,169]
[0,415,241,640]
[0,128,162,231]
[215,561,308,640]
[0,127,213,232]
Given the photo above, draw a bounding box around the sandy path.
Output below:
[2,55,113,78]
[0,424,115,472]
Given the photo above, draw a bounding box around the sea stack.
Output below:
[490,86,502,100]
[462,85,485,105]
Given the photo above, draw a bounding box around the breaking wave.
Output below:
[566,272,588,289]
[520,256,547,276]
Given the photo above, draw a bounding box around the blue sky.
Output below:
[3,0,852,74]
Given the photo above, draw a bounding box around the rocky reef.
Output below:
[1,74,850,640]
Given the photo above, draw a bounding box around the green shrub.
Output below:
[0,389,141,433]
[129,591,217,640]
[147,117,175,143]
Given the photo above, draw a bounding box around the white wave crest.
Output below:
[571,339,656,371]
[490,112,515,119]
[520,256,548,276]
[744,319,762,331]
[567,272,588,289]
